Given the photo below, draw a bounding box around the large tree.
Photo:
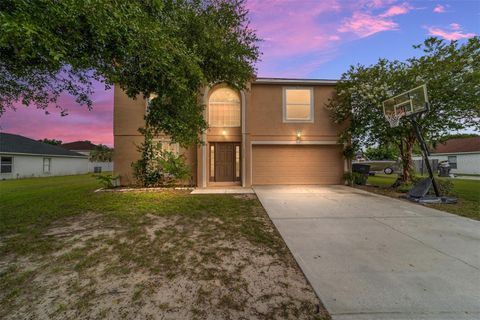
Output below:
[364,145,398,161]
[0,0,259,145]
[89,144,113,162]
[327,37,480,181]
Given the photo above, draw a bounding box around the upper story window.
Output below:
[283,88,314,123]
[208,87,241,127]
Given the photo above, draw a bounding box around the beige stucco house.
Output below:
[114,78,347,187]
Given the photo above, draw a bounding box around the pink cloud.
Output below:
[450,23,461,30]
[426,26,476,41]
[433,4,445,13]
[359,0,397,9]
[338,12,399,38]
[247,0,415,75]
[338,1,414,38]
[380,3,412,17]
[247,0,342,56]
[246,0,345,76]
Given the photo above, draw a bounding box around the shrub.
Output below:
[132,130,191,187]
[433,179,454,196]
[94,174,120,189]
[156,149,190,185]
[344,172,368,186]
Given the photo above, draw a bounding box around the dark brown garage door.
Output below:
[252,145,344,185]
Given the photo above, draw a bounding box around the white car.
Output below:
[353,160,400,175]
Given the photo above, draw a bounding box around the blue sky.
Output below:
[1,0,478,145]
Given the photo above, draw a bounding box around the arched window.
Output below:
[208,87,241,127]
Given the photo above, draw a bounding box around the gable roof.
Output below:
[0,133,86,157]
[61,140,97,151]
[433,136,480,154]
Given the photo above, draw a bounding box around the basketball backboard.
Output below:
[383,85,429,127]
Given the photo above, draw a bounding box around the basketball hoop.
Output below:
[381,85,447,202]
[382,85,429,128]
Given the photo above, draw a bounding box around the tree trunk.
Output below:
[400,135,415,182]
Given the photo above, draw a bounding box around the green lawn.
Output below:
[0,175,328,320]
[364,174,480,220]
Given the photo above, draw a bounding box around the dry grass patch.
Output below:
[0,176,329,320]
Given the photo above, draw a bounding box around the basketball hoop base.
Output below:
[404,177,457,204]
[406,195,458,204]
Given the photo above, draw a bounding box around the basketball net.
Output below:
[385,113,402,128]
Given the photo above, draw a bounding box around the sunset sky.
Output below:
[1,0,478,146]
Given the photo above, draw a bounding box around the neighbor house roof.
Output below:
[254,77,337,85]
[433,136,480,154]
[0,133,86,157]
[61,140,97,151]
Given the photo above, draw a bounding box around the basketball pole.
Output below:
[409,110,440,197]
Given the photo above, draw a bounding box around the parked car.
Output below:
[353,160,400,175]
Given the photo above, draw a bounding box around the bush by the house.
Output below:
[344,172,368,186]
[94,174,120,189]
[132,131,191,187]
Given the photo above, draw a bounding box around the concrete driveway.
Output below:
[254,185,480,320]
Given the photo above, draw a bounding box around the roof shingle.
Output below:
[0,133,86,157]
[61,140,97,151]
[433,136,480,154]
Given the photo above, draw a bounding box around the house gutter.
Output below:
[0,152,88,159]
[254,78,338,85]
[413,151,480,156]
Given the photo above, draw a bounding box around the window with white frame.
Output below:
[448,156,457,169]
[153,138,180,155]
[208,87,241,127]
[43,158,51,173]
[1,156,13,173]
[283,88,314,122]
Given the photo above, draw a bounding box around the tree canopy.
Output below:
[327,37,480,180]
[89,144,113,162]
[39,138,62,146]
[0,0,259,145]
[365,145,399,161]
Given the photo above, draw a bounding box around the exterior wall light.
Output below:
[296,129,302,142]
[222,130,227,135]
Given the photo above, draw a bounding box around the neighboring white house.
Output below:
[60,140,113,173]
[0,133,89,180]
[412,136,480,175]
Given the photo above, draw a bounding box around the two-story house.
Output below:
[113,78,347,187]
